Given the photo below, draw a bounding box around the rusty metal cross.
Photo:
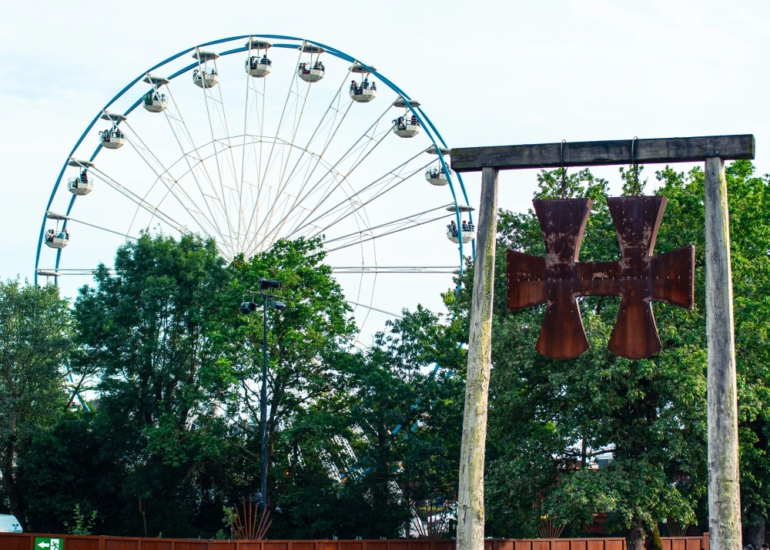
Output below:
[507,196,694,360]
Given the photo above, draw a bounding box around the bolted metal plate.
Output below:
[507,196,694,360]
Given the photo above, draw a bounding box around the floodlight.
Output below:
[258,278,281,290]
[270,300,287,311]
[240,302,258,314]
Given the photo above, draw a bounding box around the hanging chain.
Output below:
[631,136,641,196]
[560,139,566,197]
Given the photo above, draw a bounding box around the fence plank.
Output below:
[67,537,100,550]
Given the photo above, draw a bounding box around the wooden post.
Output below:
[457,167,499,550]
[704,157,741,550]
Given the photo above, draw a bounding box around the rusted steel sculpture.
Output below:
[507,196,694,360]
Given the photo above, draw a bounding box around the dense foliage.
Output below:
[1,235,464,538]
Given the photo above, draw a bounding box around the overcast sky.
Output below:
[1,0,767,338]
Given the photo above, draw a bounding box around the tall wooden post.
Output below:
[704,157,742,550]
[457,167,499,550]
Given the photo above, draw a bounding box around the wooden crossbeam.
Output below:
[451,134,755,172]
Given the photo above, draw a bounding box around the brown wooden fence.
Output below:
[0,535,712,550]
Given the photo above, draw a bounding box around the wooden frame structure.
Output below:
[450,135,755,550]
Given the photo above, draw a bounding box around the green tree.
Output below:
[0,279,71,528]
[333,306,466,538]
[73,233,231,536]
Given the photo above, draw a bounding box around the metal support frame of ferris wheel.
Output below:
[35,34,475,289]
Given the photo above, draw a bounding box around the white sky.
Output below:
[1,0,768,341]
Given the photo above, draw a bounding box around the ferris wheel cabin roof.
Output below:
[46,210,68,221]
[350,62,376,74]
[447,204,475,213]
[193,50,220,61]
[427,145,451,155]
[393,97,421,108]
[68,158,94,168]
[245,38,273,49]
[101,111,127,122]
[143,74,170,86]
[299,43,324,54]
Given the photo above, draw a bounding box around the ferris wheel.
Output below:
[35,35,476,340]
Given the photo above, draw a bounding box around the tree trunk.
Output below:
[743,508,766,549]
[457,167,498,550]
[704,157,742,550]
[627,519,646,550]
[0,439,25,528]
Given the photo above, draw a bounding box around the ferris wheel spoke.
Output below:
[87,166,191,236]
[45,211,139,240]
[253,61,326,251]
[322,203,454,252]
[210,56,247,250]
[256,69,354,245]
[122,122,220,240]
[163,84,233,251]
[331,266,458,274]
[253,46,306,236]
[288,152,433,240]
[238,46,267,252]
[255,108,393,250]
[196,56,239,244]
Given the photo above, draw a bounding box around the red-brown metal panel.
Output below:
[175,543,209,550]
[238,543,262,550]
[104,540,141,550]
[684,538,700,550]
[514,541,533,550]
[552,540,570,550]
[67,537,100,550]
[292,542,315,550]
[671,539,686,550]
[209,543,236,550]
[587,540,605,550]
[0,533,30,550]
[387,543,408,550]
[569,540,587,550]
[494,540,513,550]
[605,540,623,550]
[532,540,550,550]
[506,196,694,360]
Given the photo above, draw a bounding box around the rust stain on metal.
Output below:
[507,196,694,360]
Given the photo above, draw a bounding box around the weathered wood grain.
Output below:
[457,167,498,550]
[451,135,755,172]
[704,157,742,550]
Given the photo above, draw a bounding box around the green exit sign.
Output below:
[34,537,63,550]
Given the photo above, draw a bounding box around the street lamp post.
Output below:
[241,278,285,514]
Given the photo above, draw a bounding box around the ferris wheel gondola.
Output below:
[349,62,377,103]
[245,37,273,77]
[297,42,325,82]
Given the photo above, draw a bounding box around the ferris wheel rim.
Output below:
[35,34,475,294]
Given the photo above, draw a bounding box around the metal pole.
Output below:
[260,294,269,512]
[704,157,741,550]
